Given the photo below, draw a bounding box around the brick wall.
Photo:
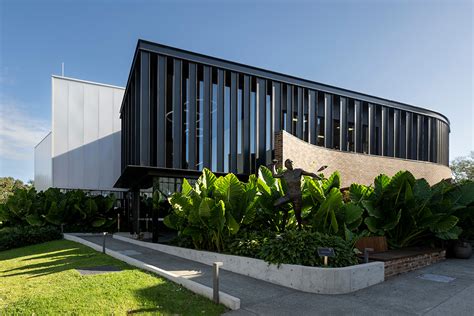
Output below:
[384,250,446,278]
[274,131,452,187]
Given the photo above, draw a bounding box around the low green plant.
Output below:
[234,230,358,267]
[0,225,62,251]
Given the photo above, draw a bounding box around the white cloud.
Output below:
[0,97,50,161]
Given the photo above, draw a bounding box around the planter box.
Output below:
[355,236,388,253]
[114,234,384,294]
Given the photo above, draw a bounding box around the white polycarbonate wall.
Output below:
[51,76,125,191]
[34,132,52,191]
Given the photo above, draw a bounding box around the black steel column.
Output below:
[172,59,182,168]
[296,87,303,139]
[134,69,140,164]
[272,82,281,152]
[156,55,167,167]
[243,75,251,174]
[309,90,317,145]
[417,115,423,160]
[381,106,388,156]
[230,72,238,173]
[324,93,333,148]
[140,51,150,166]
[286,85,293,134]
[257,78,266,166]
[202,66,211,168]
[340,97,347,151]
[188,63,197,169]
[393,109,400,157]
[354,100,362,152]
[406,112,413,159]
[368,103,375,155]
[216,69,225,172]
[132,190,140,235]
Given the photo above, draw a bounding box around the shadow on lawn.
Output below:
[132,284,224,315]
[1,241,130,278]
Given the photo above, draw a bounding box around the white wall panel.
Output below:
[34,133,52,191]
[83,85,100,188]
[50,76,124,191]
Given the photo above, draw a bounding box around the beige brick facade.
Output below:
[274,131,452,187]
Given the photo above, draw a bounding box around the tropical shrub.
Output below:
[350,172,474,248]
[0,225,62,251]
[164,169,258,252]
[0,187,117,231]
[227,230,358,267]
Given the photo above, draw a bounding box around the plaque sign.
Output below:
[317,247,335,266]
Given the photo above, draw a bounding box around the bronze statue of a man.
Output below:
[272,159,327,230]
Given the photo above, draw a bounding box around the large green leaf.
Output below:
[342,203,364,224]
[226,211,240,235]
[364,217,381,234]
[258,166,275,187]
[214,173,245,217]
[431,215,459,233]
[197,168,217,196]
[373,174,390,199]
[361,200,382,218]
[306,178,325,204]
[435,226,462,240]
[322,172,341,194]
[199,197,213,218]
[349,183,372,204]
[181,178,194,195]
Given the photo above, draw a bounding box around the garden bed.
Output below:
[114,233,385,294]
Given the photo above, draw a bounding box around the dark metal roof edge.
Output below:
[132,39,450,126]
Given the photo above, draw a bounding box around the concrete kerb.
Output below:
[113,234,385,294]
[63,234,240,310]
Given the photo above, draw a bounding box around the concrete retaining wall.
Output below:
[114,234,384,294]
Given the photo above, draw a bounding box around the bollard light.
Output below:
[213,262,223,304]
[102,232,107,254]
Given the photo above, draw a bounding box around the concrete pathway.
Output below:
[80,236,474,315]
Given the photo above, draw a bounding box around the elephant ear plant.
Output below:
[301,172,364,240]
[164,168,258,252]
[351,171,474,248]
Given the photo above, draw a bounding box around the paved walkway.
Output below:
[81,236,474,315]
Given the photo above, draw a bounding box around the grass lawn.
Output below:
[0,240,226,315]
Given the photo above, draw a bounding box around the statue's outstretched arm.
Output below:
[302,170,322,179]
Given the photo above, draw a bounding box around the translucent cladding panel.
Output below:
[98,88,115,188]
[53,78,69,157]
[34,133,52,192]
[83,84,100,189]
[67,81,85,188]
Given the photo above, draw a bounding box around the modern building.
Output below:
[34,76,125,192]
[35,39,452,233]
[115,39,451,193]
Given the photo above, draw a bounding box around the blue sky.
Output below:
[0,0,472,182]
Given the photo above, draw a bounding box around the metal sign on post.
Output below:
[213,262,223,304]
[317,247,335,266]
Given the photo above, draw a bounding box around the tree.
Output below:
[0,177,28,204]
[450,151,474,183]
